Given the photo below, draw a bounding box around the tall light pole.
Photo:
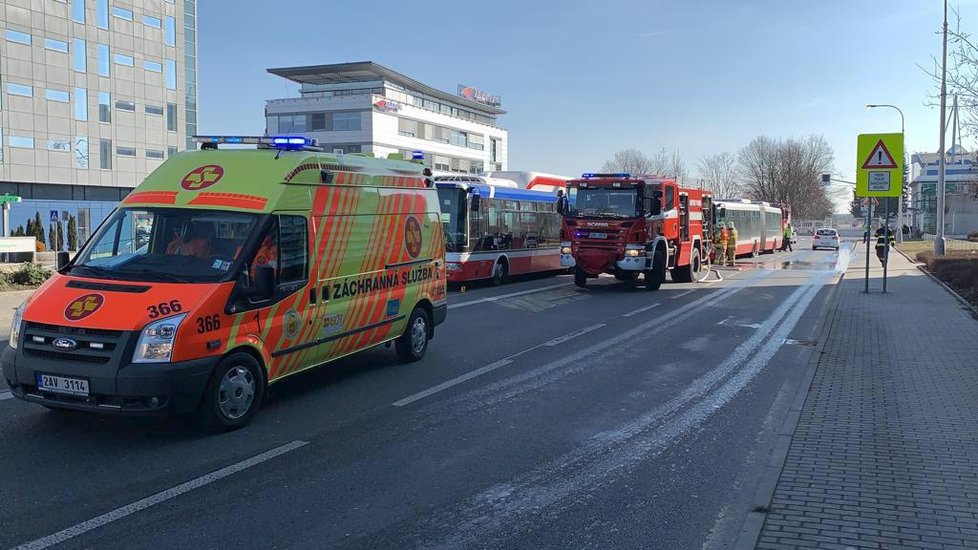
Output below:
[866,104,905,243]
[936,0,949,255]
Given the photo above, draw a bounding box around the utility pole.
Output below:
[936,0,949,255]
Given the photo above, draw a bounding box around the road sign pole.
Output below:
[865,200,872,293]
[883,197,890,293]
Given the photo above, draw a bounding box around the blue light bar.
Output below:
[192,135,319,149]
[411,150,424,161]
[581,172,631,179]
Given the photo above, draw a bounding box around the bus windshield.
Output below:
[437,187,468,252]
[567,187,640,218]
[68,207,263,283]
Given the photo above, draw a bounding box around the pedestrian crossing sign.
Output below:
[856,133,903,198]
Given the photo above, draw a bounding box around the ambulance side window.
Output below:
[278,215,308,284]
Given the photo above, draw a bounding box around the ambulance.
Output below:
[2,136,447,430]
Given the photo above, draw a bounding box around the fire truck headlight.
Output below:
[625,249,642,257]
[625,245,645,257]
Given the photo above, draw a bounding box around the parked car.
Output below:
[813,228,840,250]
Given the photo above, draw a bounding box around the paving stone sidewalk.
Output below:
[756,247,978,550]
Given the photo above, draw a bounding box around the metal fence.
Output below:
[922,234,978,251]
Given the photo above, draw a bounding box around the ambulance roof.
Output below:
[123,148,428,214]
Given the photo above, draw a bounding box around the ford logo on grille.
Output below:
[52,338,78,351]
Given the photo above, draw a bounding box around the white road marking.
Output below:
[398,270,775,409]
[670,289,696,300]
[622,303,662,317]
[543,323,606,346]
[13,440,309,550]
[429,275,828,548]
[0,390,12,401]
[393,359,514,407]
[448,282,570,310]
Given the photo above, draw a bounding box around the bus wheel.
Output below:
[574,267,587,288]
[645,250,666,290]
[198,352,264,432]
[491,260,508,286]
[396,307,430,362]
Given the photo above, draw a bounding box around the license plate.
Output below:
[36,373,89,396]
[588,232,607,239]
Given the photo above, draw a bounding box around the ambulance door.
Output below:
[239,214,315,381]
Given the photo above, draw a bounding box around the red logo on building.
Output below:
[64,294,104,321]
[181,165,224,191]
[404,217,422,258]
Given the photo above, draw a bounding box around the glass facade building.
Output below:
[0,0,198,246]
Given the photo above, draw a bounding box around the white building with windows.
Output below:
[265,62,507,174]
[0,0,197,243]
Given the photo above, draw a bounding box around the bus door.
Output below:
[678,193,690,241]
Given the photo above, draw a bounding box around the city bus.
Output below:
[482,171,572,193]
[715,199,786,257]
[435,176,563,285]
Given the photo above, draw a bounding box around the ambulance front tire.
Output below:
[197,352,265,432]
[396,307,430,363]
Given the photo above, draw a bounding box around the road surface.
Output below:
[0,238,852,550]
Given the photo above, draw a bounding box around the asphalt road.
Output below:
[0,237,852,550]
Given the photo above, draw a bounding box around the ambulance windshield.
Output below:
[70,207,262,282]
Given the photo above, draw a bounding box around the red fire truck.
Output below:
[558,173,714,290]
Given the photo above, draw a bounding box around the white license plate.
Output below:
[588,232,607,239]
[36,373,89,396]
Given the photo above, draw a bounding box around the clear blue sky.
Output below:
[199,0,971,186]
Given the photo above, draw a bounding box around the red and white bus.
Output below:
[714,199,789,257]
[435,175,564,285]
[483,171,571,193]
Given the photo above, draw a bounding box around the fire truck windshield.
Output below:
[437,187,468,252]
[567,187,640,219]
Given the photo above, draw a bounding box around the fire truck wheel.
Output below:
[491,260,508,286]
[574,267,587,288]
[395,306,430,363]
[645,250,666,290]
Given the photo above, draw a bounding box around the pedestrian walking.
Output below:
[726,221,738,266]
[875,226,895,267]
[714,222,728,265]
[780,223,794,252]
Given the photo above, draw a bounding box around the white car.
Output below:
[812,228,840,250]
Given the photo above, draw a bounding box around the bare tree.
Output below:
[922,7,978,138]
[697,152,742,199]
[737,134,835,219]
[601,149,653,174]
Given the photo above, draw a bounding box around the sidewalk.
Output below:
[755,247,978,549]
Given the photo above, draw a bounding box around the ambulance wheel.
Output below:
[491,260,508,286]
[574,267,587,288]
[197,352,264,432]
[645,250,666,291]
[396,307,430,363]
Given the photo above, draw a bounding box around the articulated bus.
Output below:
[435,176,563,285]
[482,171,572,193]
[715,199,789,257]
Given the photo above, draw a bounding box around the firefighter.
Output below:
[780,223,794,252]
[726,221,738,266]
[714,222,728,264]
[874,225,895,267]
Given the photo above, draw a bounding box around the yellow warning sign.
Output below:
[856,133,903,198]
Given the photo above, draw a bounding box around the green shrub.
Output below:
[8,262,51,286]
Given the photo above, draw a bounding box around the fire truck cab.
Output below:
[558,173,714,290]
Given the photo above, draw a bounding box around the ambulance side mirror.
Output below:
[254,265,276,301]
[55,251,70,271]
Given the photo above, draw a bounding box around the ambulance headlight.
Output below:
[8,301,25,350]
[133,314,187,363]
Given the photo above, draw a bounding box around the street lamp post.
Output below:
[866,103,905,243]
[936,0,950,255]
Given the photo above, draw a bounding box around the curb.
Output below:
[732,268,848,550]
[893,246,978,317]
